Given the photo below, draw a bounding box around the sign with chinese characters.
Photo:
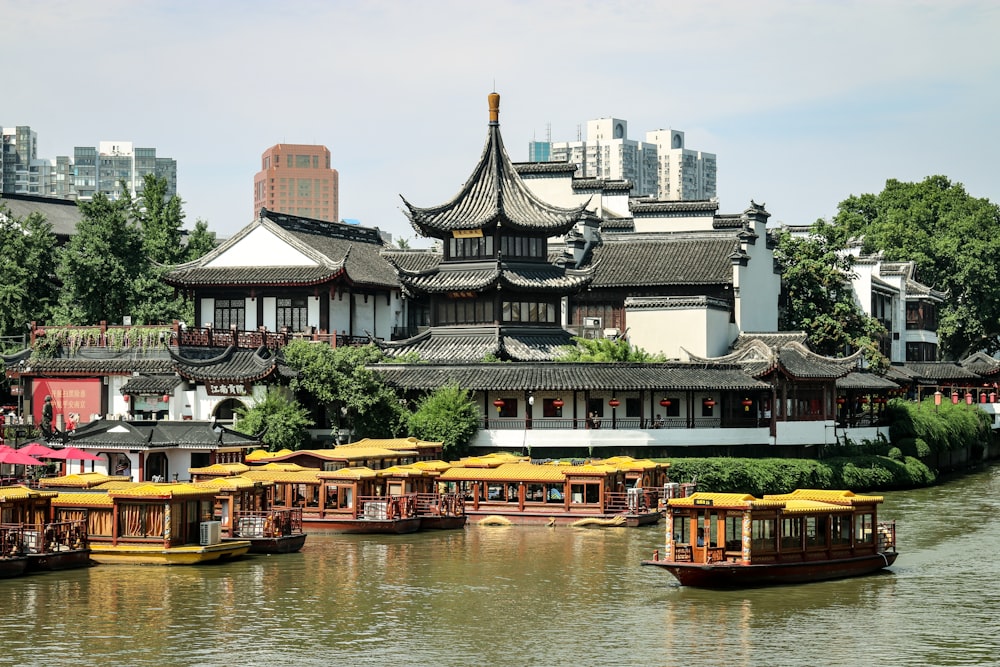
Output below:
[206,382,251,396]
[32,378,102,428]
[452,228,483,238]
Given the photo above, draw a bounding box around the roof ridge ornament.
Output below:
[489,91,500,125]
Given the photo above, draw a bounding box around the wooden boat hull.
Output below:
[466,510,658,527]
[229,534,308,554]
[25,549,92,572]
[418,515,468,530]
[87,541,252,566]
[641,551,898,588]
[303,517,421,534]
[0,556,28,579]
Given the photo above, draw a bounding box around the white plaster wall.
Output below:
[262,297,277,330]
[734,239,780,333]
[308,296,321,330]
[199,298,214,328]
[631,215,716,233]
[244,297,257,329]
[627,307,731,358]
[330,293,352,335]
[354,294,375,338]
[206,225,314,267]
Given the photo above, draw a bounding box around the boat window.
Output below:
[805,516,827,547]
[672,515,689,544]
[526,483,545,502]
[855,513,874,544]
[325,485,338,509]
[831,515,852,545]
[708,512,719,547]
[781,516,802,550]
[506,483,519,503]
[274,484,287,506]
[570,483,601,504]
[724,515,742,551]
[340,488,353,509]
[487,483,504,501]
[545,485,564,503]
[751,518,777,552]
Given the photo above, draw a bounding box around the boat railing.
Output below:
[232,508,303,538]
[414,492,465,517]
[605,488,656,515]
[358,494,418,520]
[0,519,88,555]
[877,520,896,552]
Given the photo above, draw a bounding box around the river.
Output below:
[2,465,999,667]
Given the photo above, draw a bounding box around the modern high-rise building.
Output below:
[529,118,716,201]
[253,144,339,222]
[2,126,176,201]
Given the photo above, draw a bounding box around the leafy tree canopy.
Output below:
[234,387,314,451]
[773,221,889,370]
[407,384,480,459]
[282,341,407,439]
[830,176,1000,359]
[557,336,667,362]
[0,204,59,342]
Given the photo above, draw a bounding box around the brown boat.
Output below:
[1,485,91,574]
[641,489,898,588]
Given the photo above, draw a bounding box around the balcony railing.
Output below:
[482,416,769,430]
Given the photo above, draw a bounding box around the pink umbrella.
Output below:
[18,441,56,458]
[0,448,44,466]
[47,447,101,462]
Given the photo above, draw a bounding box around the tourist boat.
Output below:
[50,482,251,565]
[641,489,898,588]
[435,454,666,527]
[241,466,421,534]
[1,485,91,573]
[196,475,307,553]
[380,462,467,530]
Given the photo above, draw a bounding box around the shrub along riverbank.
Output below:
[661,397,996,496]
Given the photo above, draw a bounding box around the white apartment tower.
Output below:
[534,118,716,201]
[645,129,717,200]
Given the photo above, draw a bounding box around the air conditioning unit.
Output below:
[604,328,621,339]
[199,521,221,546]
[583,317,602,328]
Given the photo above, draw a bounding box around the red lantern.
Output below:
[659,398,672,408]
[859,397,869,404]
[836,396,846,405]
[952,392,959,405]
[703,398,716,408]
[552,398,564,409]
[162,395,170,403]
[608,398,621,408]
[123,395,130,402]
[492,398,505,413]
[741,398,753,412]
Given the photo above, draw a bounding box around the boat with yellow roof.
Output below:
[435,454,667,526]
[50,481,251,565]
[1,485,91,574]
[641,489,898,587]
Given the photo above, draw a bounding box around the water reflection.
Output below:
[3,467,1000,665]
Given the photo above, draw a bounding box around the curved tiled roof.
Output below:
[589,234,738,287]
[900,362,981,382]
[687,339,857,380]
[961,352,1000,377]
[170,345,291,383]
[629,199,719,215]
[371,361,769,392]
[400,94,590,237]
[379,326,577,363]
[396,263,593,295]
[21,356,173,376]
[65,419,261,450]
[164,210,398,289]
[512,161,578,176]
[120,374,182,395]
[836,371,901,390]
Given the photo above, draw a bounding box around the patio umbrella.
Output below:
[46,447,101,461]
[18,441,56,458]
[0,448,44,466]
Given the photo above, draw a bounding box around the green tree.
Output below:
[407,384,479,458]
[234,387,314,451]
[53,192,143,325]
[184,219,217,261]
[773,221,889,370]
[0,204,59,340]
[557,336,667,362]
[282,341,407,439]
[831,176,1000,359]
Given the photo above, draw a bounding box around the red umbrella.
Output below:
[18,441,56,458]
[0,448,44,466]
[47,447,101,462]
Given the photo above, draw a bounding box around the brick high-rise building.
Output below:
[253,144,339,222]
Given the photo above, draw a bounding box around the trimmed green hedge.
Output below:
[661,455,936,496]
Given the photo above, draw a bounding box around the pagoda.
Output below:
[381,92,598,362]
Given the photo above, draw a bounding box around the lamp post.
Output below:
[934,390,942,413]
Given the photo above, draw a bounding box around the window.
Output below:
[277,298,308,331]
[542,398,563,418]
[831,515,852,545]
[724,515,742,551]
[805,515,826,547]
[496,398,517,418]
[781,516,802,550]
[214,299,245,330]
[855,513,874,544]
[672,515,689,544]
[751,518,777,552]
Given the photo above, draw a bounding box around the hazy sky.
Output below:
[5,1,998,244]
